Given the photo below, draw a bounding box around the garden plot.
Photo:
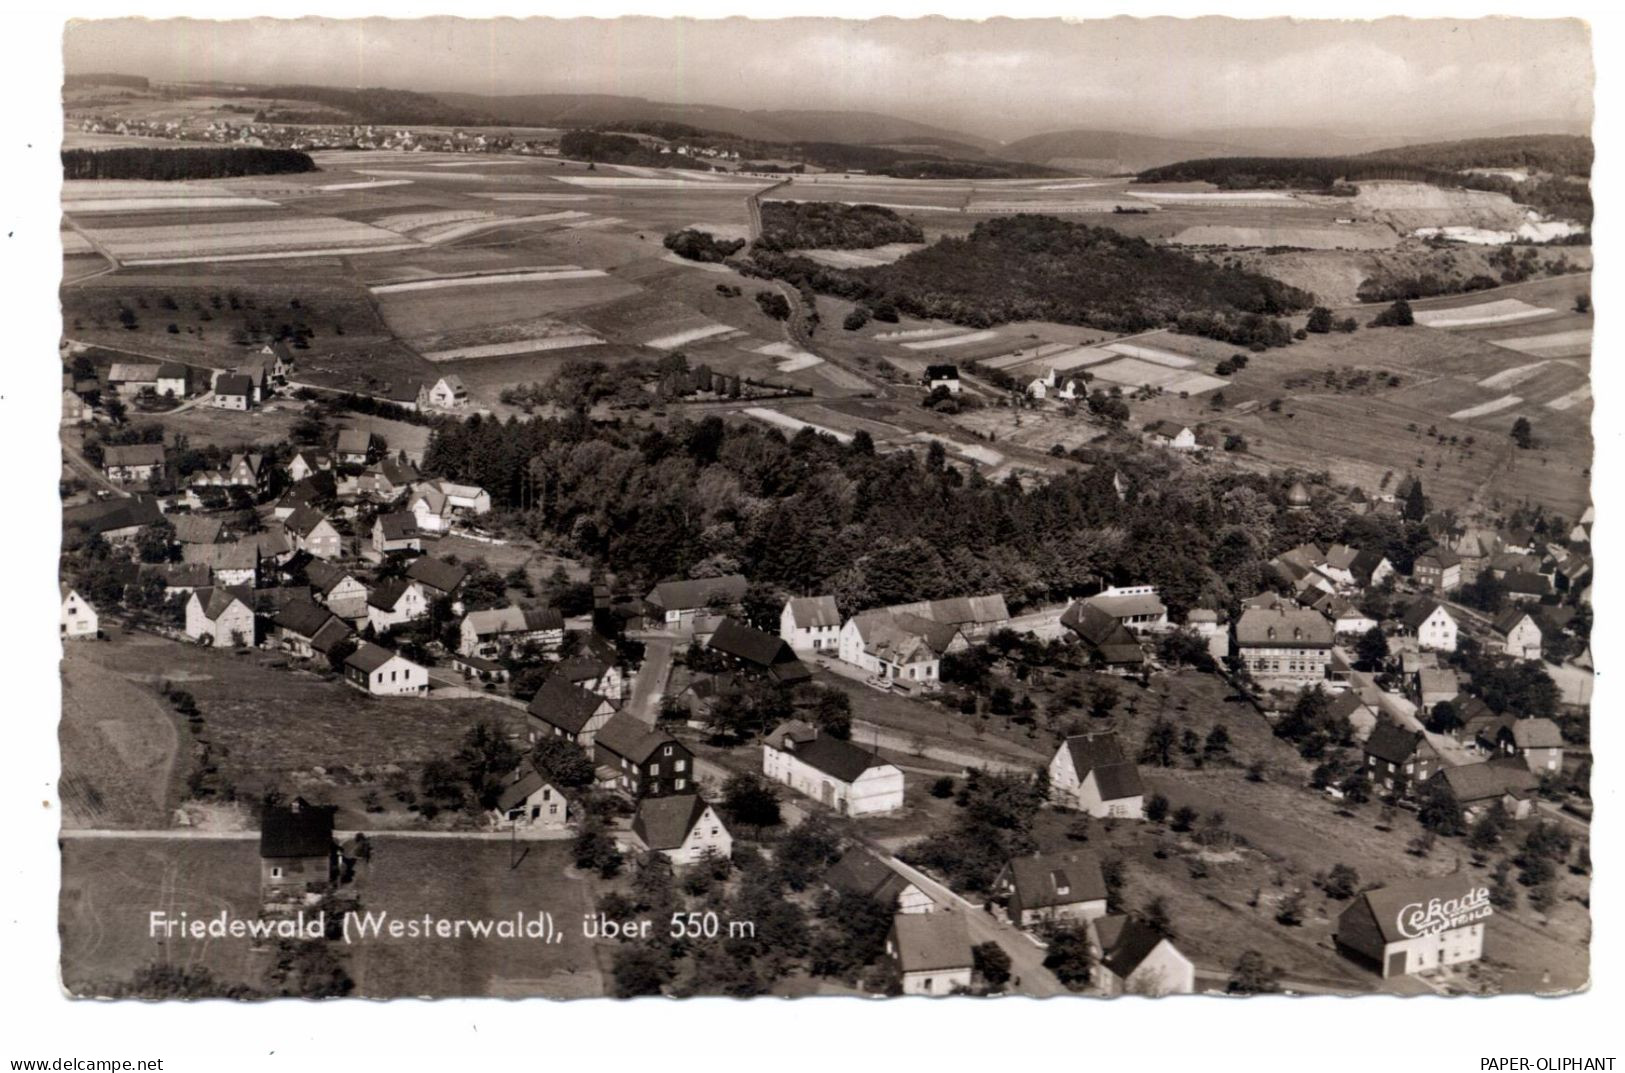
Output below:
[422,334,604,362]
[980,350,1052,371]
[1088,357,1189,389]
[473,193,597,201]
[1131,190,1304,205]
[372,209,592,244]
[910,432,1003,467]
[754,342,824,373]
[900,329,1000,350]
[59,229,95,256]
[876,326,967,341]
[1162,371,1231,395]
[353,168,509,182]
[79,214,419,265]
[375,274,639,338]
[742,407,852,443]
[1545,385,1592,411]
[1041,345,1123,371]
[1478,362,1551,390]
[1449,394,1523,420]
[646,323,738,350]
[370,267,607,294]
[1414,300,1559,329]
[1490,329,1592,359]
[1105,342,1197,368]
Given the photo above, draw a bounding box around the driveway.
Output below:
[626,635,676,725]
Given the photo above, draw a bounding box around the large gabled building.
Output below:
[1234,606,1333,685]
[1047,732,1145,818]
[762,720,904,816]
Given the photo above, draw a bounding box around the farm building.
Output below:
[1234,606,1333,685]
[371,512,421,558]
[180,541,260,587]
[107,362,159,396]
[64,496,164,549]
[272,598,351,661]
[1483,717,1566,775]
[1091,914,1196,996]
[994,849,1109,928]
[780,594,842,653]
[1402,601,1459,653]
[882,593,1010,639]
[1336,876,1492,979]
[762,720,904,815]
[822,848,934,915]
[1143,420,1198,451]
[101,442,166,483]
[887,912,973,997]
[343,642,428,697]
[211,372,255,410]
[409,478,492,532]
[459,605,565,659]
[556,650,626,703]
[1425,759,1540,822]
[1047,732,1145,818]
[155,363,189,398]
[644,574,748,628]
[184,586,255,647]
[307,561,369,620]
[629,794,731,866]
[259,798,337,897]
[707,617,812,683]
[923,364,961,394]
[1317,544,1395,591]
[526,674,616,749]
[1077,585,1168,634]
[59,585,98,639]
[1416,667,1460,709]
[404,556,468,606]
[837,609,964,684]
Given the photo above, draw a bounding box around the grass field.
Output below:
[347,839,604,998]
[60,643,184,829]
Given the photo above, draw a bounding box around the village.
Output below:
[58,326,1592,1000]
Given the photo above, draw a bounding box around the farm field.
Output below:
[60,643,185,829]
[60,838,268,995]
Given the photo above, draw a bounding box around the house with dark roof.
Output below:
[707,617,811,683]
[779,594,842,652]
[1362,722,1440,800]
[170,513,225,546]
[1425,758,1540,822]
[283,505,343,560]
[922,364,961,394]
[489,766,569,831]
[342,642,428,697]
[822,848,934,914]
[594,712,692,798]
[1413,548,1462,594]
[526,674,617,749]
[1316,544,1394,591]
[370,512,421,559]
[1079,586,1168,634]
[1091,914,1196,996]
[184,586,255,647]
[1143,419,1198,450]
[287,450,331,484]
[273,597,351,660]
[366,577,428,633]
[1336,875,1493,978]
[994,849,1109,928]
[63,495,165,548]
[887,911,973,996]
[212,372,255,410]
[259,798,336,895]
[644,574,748,628]
[405,556,468,606]
[336,428,374,465]
[556,654,626,704]
[1047,732,1145,818]
[883,593,1011,639]
[1485,717,1566,775]
[459,605,565,659]
[837,609,963,685]
[762,720,904,816]
[1501,570,1552,604]
[1416,667,1460,709]
[1328,688,1381,743]
[306,561,369,620]
[181,540,260,587]
[1060,602,1145,672]
[630,794,731,865]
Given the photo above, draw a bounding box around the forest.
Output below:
[756,201,924,252]
[663,229,747,263]
[61,146,318,180]
[416,409,1432,625]
[213,83,490,126]
[742,214,1311,340]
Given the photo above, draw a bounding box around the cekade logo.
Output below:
[1396,887,1494,939]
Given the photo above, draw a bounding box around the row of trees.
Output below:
[62,146,317,180]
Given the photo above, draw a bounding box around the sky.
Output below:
[62,16,1594,143]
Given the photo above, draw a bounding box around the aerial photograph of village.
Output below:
[54,15,1594,1001]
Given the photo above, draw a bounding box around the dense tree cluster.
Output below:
[62,147,317,180]
[756,201,924,252]
[663,229,747,263]
[741,214,1311,338]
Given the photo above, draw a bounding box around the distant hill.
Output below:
[998,129,1249,175]
[1357,135,1592,178]
[434,92,999,153]
[178,83,491,127]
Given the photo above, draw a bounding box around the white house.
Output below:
[994,849,1109,928]
[888,912,973,997]
[60,585,98,639]
[630,794,732,866]
[1048,732,1145,818]
[780,595,842,653]
[1144,420,1198,450]
[490,767,569,830]
[1402,601,1459,653]
[923,364,960,395]
[366,578,429,633]
[343,642,428,696]
[836,610,961,684]
[459,605,565,658]
[184,587,255,647]
[823,848,935,914]
[1091,915,1197,996]
[409,478,493,533]
[418,375,469,411]
[1494,609,1543,661]
[763,720,904,816]
[1336,876,1491,979]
